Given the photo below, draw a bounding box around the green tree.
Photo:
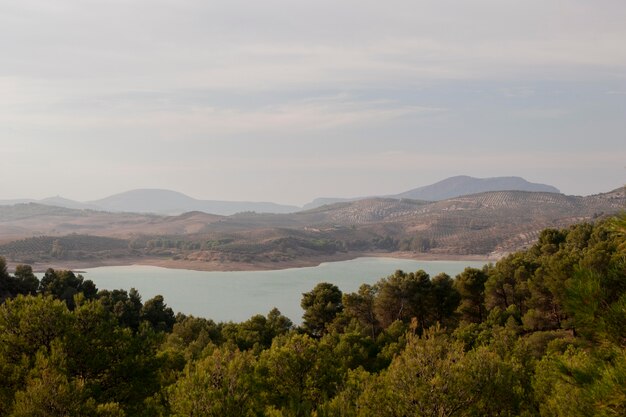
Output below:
[609,213,626,254]
[223,308,293,351]
[10,341,124,417]
[267,307,293,337]
[39,269,97,310]
[373,270,433,330]
[13,264,40,295]
[258,333,340,416]
[326,325,377,372]
[431,272,460,326]
[533,346,626,417]
[164,314,220,360]
[0,256,12,301]
[301,282,343,337]
[454,267,488,323]
[316,368,372,417]
[564,267,626,344]
[64,299,163,414]
[343,284,379,338]
[141,295,175,332]
[168,347,259,417]
[358,327,523,417]
[98,288,143,331]
[484,254,532,315]
[0,295,72,414]
[0,294,162,417]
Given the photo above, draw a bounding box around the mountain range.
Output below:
[302,175,560,209]
[0,176,560,216]
[0,185,624,268]
[0,190,299,216]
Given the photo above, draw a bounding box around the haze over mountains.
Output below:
[302,176,560,210]
[0,190,299,216]
[91,189,300,216]
[1,186,624,270]
[0,176,562,216]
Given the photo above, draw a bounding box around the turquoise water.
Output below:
[82,258,488,323]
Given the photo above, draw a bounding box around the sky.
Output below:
[1,0,625,206]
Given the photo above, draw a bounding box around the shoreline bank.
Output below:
[6,251,499,273]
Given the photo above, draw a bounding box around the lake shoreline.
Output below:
[69,258,492,323]
[10,251,497,273]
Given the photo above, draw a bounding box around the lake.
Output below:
[82,257,488,323]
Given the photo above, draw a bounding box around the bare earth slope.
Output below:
[0,188,624,270]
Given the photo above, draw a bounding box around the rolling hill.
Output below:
[302,175,560,209]
[1,176,559,216]
[0,186,623,269]
[393,175,559,200]
[90,189,300,215]
[0,190,299,216]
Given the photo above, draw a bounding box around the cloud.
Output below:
[1,0,625,201]
[0,90,441,137]
[197,149,626,173]
[2,1,626,88]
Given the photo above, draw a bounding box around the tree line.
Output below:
[0,216,624,416]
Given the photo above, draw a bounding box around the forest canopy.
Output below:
[0,215,625,416]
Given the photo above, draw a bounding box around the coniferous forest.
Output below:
[0,216,625,417]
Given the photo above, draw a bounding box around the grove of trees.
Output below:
[0,216,625,416]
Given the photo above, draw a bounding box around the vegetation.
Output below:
[0,235,130,264]
[1,188,624,267]
[0,216,625,416]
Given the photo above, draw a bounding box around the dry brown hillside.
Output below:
[0,188,624,268]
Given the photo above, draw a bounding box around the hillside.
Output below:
[0,203,223,243]
[393,175,559,200]
[0,188,623,269]
[91,189,300,215]
[0,190,300,216]
[1,175,560,215]
[302,175,559,209]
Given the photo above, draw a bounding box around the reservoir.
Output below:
[83,257,488,323]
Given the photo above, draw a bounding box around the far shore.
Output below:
[6,251,500,274]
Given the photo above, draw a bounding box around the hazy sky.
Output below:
[1,0,625,205]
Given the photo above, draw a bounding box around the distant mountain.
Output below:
[0,198,36,206]
[0,190,299,216]
[393,175,559,200]
[302,197,354,210]
[2,188,624,263]
[0,176,562,216]
[90,189,299,216]
[0,197,97,211]
[39,196,101,211]
[302,176,560,210]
